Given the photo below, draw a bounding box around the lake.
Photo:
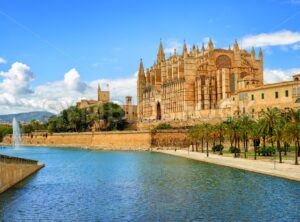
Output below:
[0,146,299,221]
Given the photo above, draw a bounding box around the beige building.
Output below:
[76,85,137,122]
[137,40,300,122]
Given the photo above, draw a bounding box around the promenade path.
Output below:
[156,149,300,182]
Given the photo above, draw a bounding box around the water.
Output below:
[0,147,299,221]
[12,117,21,147]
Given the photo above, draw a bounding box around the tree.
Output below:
[225,117,241,157]
[239,115,253,158]
[273,115,286,163]
[249,120,261,160]
[202,123,211,157]
[0,125,12,142]
[260,107,281,147]
[284,109,300,165]
[102,102,125,131]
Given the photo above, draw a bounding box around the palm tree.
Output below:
[249,120,261,160]
[196,124,205,153]
[239,115,253,158]
[273,115,286,163]
[284,109,300,165]
[225,117,241,157]
[215,122,226,146]
[260,107,281,146]
[202,123,211,157]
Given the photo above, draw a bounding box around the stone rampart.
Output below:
[0,154,44,193]
[3,130,188,150]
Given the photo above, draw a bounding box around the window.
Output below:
[252,108,255,113]
[251,94,254,101]
[285,90,289,97]
[261,93,264,100]
[275,92,279,99]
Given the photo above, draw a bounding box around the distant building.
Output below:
[137,40,300,121]
[76,85,137,122]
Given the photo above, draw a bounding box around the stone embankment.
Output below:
[0,154,44,193]
[2,130,188,150]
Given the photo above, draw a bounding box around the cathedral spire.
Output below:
[234,39,239,52]
[138,58,145,77]
[251,47,256,60]
[201,43,205,52]
[182,40,188,58]
[259,48,263,61]
[208,38,214,51]
[157,39,165,63]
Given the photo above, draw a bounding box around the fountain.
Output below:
[12,117,21,147]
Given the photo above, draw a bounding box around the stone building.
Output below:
[76,85,137,122]
[137,40,300,122]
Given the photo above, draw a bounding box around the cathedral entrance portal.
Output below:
[156,102,161,120]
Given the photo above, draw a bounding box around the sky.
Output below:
[0,0,300,114]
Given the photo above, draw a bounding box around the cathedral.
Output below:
[137,39,300,122]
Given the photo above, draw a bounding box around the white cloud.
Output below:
[292,44,300,50]
[240,30,300,48]
[164,40,183,54]
[0,57,6,64]
[0,62,137,114]
[0,62,34,95]
[264,68,300,84]
[64,68,88,92]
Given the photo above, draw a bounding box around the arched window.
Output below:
[240,72,249,79]
[216,55,231,69]
[295,98,300,103]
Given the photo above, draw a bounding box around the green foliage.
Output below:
[154,123,172,130]
[212,144,224,152]
[0,125,12,142]
[22,119,46,134]
[257,146,275,156]
[47,103,126,133]
[229,146,240,154]
[102,102,125,131]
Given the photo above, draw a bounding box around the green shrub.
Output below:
[257,146,275,156]
[229,146,240,154]
[154,123,172,130]
[212,144,224,152]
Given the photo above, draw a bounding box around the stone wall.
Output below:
[3,130,189,150]
[0,154,44,193]
[151,130,188,148]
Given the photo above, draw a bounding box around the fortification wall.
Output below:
[3,130,188,150]
[0,154,44,193]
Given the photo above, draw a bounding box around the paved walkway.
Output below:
[155,149,300,182]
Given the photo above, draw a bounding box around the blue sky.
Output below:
[0,0,300,114]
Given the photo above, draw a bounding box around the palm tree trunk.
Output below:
[298,141,300,157]
[192,143,194,152]
[196,142,199,152]
[277,140,282,163]
[284,142,288,156]
[206,138,209,157]
[263,135,266,148]
[254,145,257,160]
[201,137,204,153]
[295,140,298,165]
